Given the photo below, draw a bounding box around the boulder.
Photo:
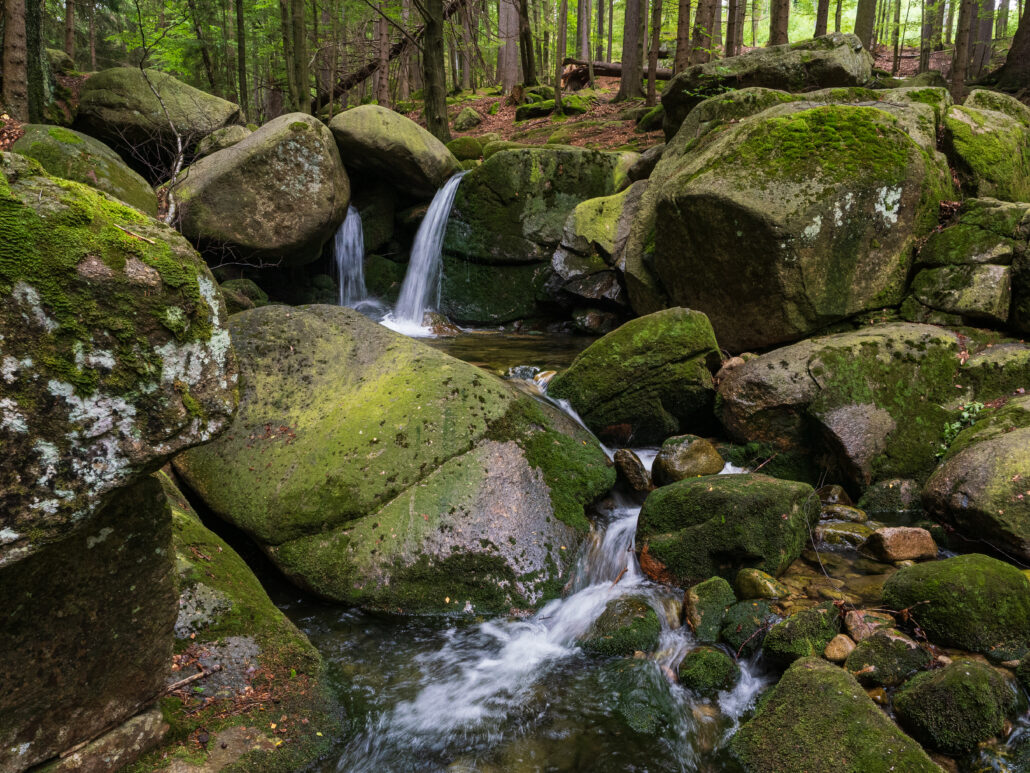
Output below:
[731,657,940,772]
[652,434,724,485]
[614,448,652,491]
[175,305,614,613]
[894,660,1018,754]
[859,527,937,562]
[581,596,662,655]
[627,143,664,181]
[844,609,895,642]
[882,554,1030,661]
[328,105,461,197]
[677,646,740,696]
[12,124,157,214]
[661,33,873,138]
[965,89,1030,127]
[440,256,551,325]
[547,308,721,445]
[909,264,1011,325]
[944,102,1030,202]
[195,124,252,158]
[721,600,778,657]
[636,474,820,587]
[46,47,74,74]
[844,628,931,687]
[916,197,1028,269]
[446,135,483,160]
[857,478,922,518]
[555,180,649,277]
[452,106,483,131]
[650,103,952,351]
[174,113,348,266]
[684,576,736,643]
[823,633,856,662]
[0,153,237,564]
[735,568,789,599]
[74,68,244,181]
[763,602,841,666]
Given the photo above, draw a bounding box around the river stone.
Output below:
[636,474,820,588]
[174,113,348,266]
[195,124,252,158]
[452,106,483,132]
[684,576,737,644]
[446,136,483,160]
[860,526,936,562]
[440,256,552,325]
[677,646,740,696]
[731,657,940,772]
[175,305,613,614]
[614,448,652,491]
[651,434,724,486]
[857,478,923,518]
[909,264,1012,325]
[814,520,874,549]
[581,596,662,655]
[651,103,951,352]
[735,568,789,600]
[556,181,649,272]
[12,124,157,214]
[844,628,931,687]
[661,33,873,138]
[824,634,856,662]
[0,476,177,771]
[547,308,720,445]
[882,554,1030,661]
[37,706,168,773]
[328,104,461,197]
[0,153,238,566]
[763,602,841,666]
[720,600,777,658]
[894,660,1018,754]
[844,609,895,642]
[944,103,1030,202]
[74,67,244,181]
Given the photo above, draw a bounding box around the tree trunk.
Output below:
[187,0,219,93]
[892,0,902,74]
[26,0,51,122]
[579,0,592,58]
[399,0,412,99]
[555,0,568,111]
[291,0,309,111]
[423,0,450,140]
[689,0,716,62]
[968,0,995,77]
[835,0,843,30]
[615,0,646,98]
[518,0,538,84]
[768,0,789,43]
[855,0,877,48]
[675,0,692,70]
[951,0,974,98]
[714,0,723,47]
[995,0,1008,35]
[596,0,605,59]
[236,0,249,118]
[920,0,936,70]
[946,0,956,43]
[279,0,297,110]
[815,0,829,35]
[607,0,614,59]
[89,0,96,69]
[726,0,739,54]
[991,0,1029,88]
[498,0,519,92]
[375,16,390,105]
[752,0,759,45]
[4,0,29,121]
[647,0,662,103]
[65,0,75,60]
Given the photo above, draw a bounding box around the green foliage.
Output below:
[937,400,984,457]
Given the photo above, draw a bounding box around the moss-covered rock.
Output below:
[452,106,483,132]
[194,124,252,158]
[944,103,1030,202]
[916,197,1029,269]
[220,277,269,306]
[720,599,778,657]
[731,657,940,772]
[364,254,406,303]
[762,602,841,666]
[0,476,177,771]
[909,264,1011,325]
[12,124,157,214]
[636,474,820,588]
[894,660,1018,754]
[684,576,737,644]
[74,68,244,181]
[329,104,461,197]
[581,596,662,655]
[677,646,740,696]
[735,568,789,600]
[175,305,613,613]
[843,628,931,687]
[661,33,872,138]
[547,307,720,445]
[440,255,551,325]
[174,113,349,266]
[46,46,74,75]
[446,135,483,160]
[882,554,1030,661]
[652,434,724,486]
[0,153,238,564]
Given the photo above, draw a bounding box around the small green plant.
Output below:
[937,401,985,457]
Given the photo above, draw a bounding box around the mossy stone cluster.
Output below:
[684,576,737,644]
[581,596,662,656]
[762,602,841,667]
[636,473,819,588]
[731,657,940,772]
[944,100,1030,202]
[677,646,740,696]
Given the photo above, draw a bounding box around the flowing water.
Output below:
[384,172,468,336]
[334,205,368,308]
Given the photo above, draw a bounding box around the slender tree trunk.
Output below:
[65,0,75,60]
[768,0,789,43]
[995,0,1008,35]
[615,0,646,98]
[89,0,96,68]
[423,0,450,140]
[498,0,519,91]
[518,0,538,84]
[291,0,309,111]
[690,0,716,62]
[596,0,605,59]
[855,0,877,48]
[752,0,759,45]
[375,16,390,105]
[675,0,692,70]
[815,0,829,34]
[26,0,51,122]
[892,0,902,74]
[236,0,249,118]
[186,0,219,92]
[969,0,995,76]
[726,0,740,53]
[946,0,956,42]
[279,0,297,110]
[398,0,411,99]
[607,0,615,59]
[4,0,29,121]
[951,0,974,98]
[647,0,662,103]
[920,0,935,70]
[579,0,592,58]
[555,0,568,110]
[992,0,1029,87]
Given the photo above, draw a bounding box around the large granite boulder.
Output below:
[328,104,461,197]
[944,98,1030,202]
[0,153,238,566]
[547,308,721,445]
[12,124,157,214]
[174,113,348,266]
[731,657,940,772]
[661,33,873,138]
[175,305,614,614]
[74,68,244,181]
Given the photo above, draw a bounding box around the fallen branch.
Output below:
[114,224,156,243]
[561,57,673,90]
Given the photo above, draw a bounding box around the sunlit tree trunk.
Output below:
[615,0,646,98]
[423,0,450,140]
[768,0,789,43]
[4,0,29,121]
[555,0,568,110]
[951,0,974,98]
[647,0,662,103]
[815,0,829,34]
[675,0,693,70]
[855,0,877,48]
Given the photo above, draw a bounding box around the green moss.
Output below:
[677,646,740,696]
[762,601,840,667]
[720,600,777,658]
[843,630,931,687]
[945,105,1030,201]
[289,121,311,131]
[685,576,736,644]
[581,596,662,656]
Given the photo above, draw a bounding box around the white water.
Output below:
[383,172,468,336]
[334,205,367,307]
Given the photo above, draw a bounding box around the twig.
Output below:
[114,224,156,243]
[611,566,628,587]
[166,664,222,693]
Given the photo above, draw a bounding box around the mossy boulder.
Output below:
[0,477,177,771]
[721,599,778,657]
[12,124,157,214]
[685,576,737,643]
[547,308,720,445]
[909,264,1011,325]
[762,602,841,666]
[661,33,872,138]
[174,113,349,266]
[735,568,789,600]
[364,254,406,303]
[917,197,1029,268]
[557,180,649,269]
[440,255,551,325]
[677,646,740,696]
[894,660,1018,754]
[446,135,483,160]
[74,67,244,181]
[965,89,1030,127]
[46,46,74,74]
[452,106,483,131]
[651,103,952,351]
[220,277,268,306]
[175,305,613,613]
[636,474,820,588]
[515,100,555,120]
[581,596,662,655]
[652,434,724,485]
[731,657,940,772]
[944,103,1030,202]
[843,629,931,687]
[328,104,461,197]
[0,153,238,564]
[882,554,1030,661]
[194,123,252,158]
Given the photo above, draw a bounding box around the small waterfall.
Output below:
[334,205,367,307]
[390,171,467,331]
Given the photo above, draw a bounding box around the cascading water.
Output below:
[334,205,367,307]
[386,171,467,335]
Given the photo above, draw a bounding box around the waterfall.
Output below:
[390,171,467,330]
[334,205,367,307]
